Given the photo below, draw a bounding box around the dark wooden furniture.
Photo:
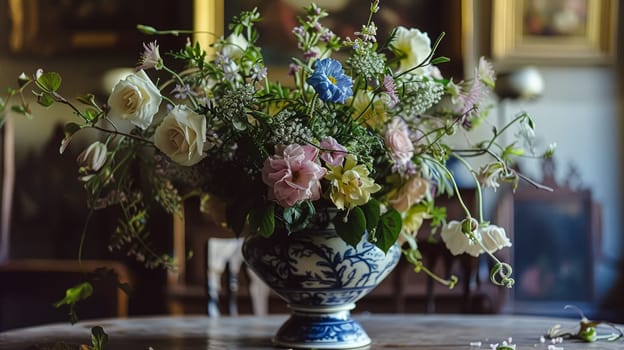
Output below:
[0,259,131,331]
[495,159,602,317]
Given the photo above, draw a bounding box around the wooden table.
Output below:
[1,314,622,349]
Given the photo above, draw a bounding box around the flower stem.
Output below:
[451,154,484,223]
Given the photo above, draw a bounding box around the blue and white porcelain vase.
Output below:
[242,220,401,349]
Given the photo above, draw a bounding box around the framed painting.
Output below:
[491,0,617,65]
[196,0,473,80]
[2,0,191,57]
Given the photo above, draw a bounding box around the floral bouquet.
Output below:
[5,1,553,290]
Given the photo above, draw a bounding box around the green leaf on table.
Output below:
[333,207,366,248]
[360,198,380,233]
[91,326,108,350]
[36,72,62,92]
[375,208,402,253]
[53,282,94,324]
[249,203,275,237]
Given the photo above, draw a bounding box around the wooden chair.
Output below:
[166,204,270,316]
[494,159,602,316]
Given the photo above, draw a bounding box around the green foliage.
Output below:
[360,198,380,233]
[333,207,366,247]
[53,282,93,324]
[283,201,315,233]
[90,326,108,350]
[374,209,401,253]
[249,203,275,237]
[35,72,62,93]
[37,92,55,107]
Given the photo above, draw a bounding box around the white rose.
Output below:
[391,26,431,75]
[221,33,248,60]
[107,69,162,130]
[441,221,512,257]
[479,224,512,253]
[154,105,206,166]
[441,220,482,257]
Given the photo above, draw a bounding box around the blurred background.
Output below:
[0,0,622,331]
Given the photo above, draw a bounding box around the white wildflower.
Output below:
[390,26,431,75]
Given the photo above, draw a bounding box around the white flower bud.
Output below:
[77,141,107,172]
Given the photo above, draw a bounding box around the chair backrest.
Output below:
[167,204,270,316]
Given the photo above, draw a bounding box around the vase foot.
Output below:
[273,305,371,349]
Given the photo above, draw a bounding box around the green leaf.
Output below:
[10,105,27,115]
[64,122,81,138]
[502,143,525,159]
[53,282,93,324]
[36,72,62,92]
[283,201,315,233]
[333,207,366,248]
[91,326,108,350]
[0,96,5,111]
[54,282,93,308]
[84,108,100,122]
[360,199,380,233]
[431,56,451,65]
[375,209,402,253]
[249,203,275,238]
[76,93,97,107]
[37,92,55,107]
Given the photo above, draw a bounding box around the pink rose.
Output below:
[385,117,414,167]
[262,144,327,207]
[319,137,348,166]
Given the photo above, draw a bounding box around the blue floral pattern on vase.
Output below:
[243,227,401,349]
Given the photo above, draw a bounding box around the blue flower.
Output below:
[306,58,353,104]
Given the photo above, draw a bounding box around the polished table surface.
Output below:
[1,314,622,349]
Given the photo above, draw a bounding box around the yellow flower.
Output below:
[325,155,381,209]
[401,205,430,236]
[351,90,388,129]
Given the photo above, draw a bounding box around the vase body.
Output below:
[242,226,401,349]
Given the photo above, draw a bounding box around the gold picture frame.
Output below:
[491,0,617,65]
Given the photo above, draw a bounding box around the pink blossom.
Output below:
[319,137,347,166]
[262,144,327,207]
[385,117,414,168]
